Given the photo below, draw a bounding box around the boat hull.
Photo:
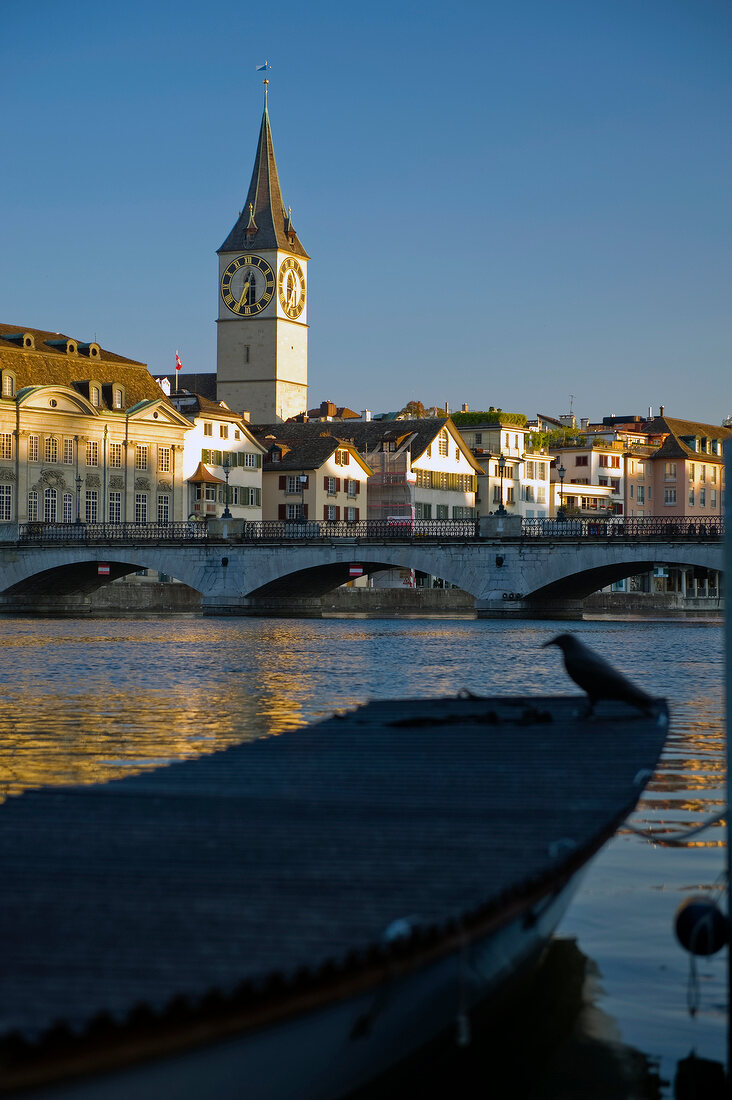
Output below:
[28,869,586,1100]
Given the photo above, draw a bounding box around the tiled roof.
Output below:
[647,415,732,440]
[307,401,361,420]
[646,416,731,463]
[218,103,309,259]
[251,423,371,474]
[333,418,483,471]
[0,323,169,412]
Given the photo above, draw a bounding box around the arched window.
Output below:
[2,372,15,397]
[43,487,57,523]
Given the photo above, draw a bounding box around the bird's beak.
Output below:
[542,639,557,648]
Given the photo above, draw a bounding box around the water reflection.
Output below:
[353,938,667,1099]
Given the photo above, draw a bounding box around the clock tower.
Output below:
[217,87,309,422]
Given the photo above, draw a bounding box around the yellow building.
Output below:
[0,324,191,528]
[251,424,371,522]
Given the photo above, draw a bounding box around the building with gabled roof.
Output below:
[250,423,371,523]
[0,323,191,527]
[643,415,730,521]
[333,418,481,522]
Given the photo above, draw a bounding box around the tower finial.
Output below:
[256,60,271,104]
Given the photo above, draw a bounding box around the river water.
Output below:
[0,614,727,1095]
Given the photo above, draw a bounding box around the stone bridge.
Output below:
[0,517,724,617]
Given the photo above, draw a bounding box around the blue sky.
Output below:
[2,0,730,424]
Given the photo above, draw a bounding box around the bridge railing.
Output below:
[15,519,481,543]
[18,522,208,542]
[521,517,725,538]
[237,519,481,541]
[14,516,725,544]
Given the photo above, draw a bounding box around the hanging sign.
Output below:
[98,563,111,576]
[349,566,363,577]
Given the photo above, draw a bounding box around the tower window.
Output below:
[244,345,250,364]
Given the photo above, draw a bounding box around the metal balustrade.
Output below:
[521,517,724,539]
[18,522,208,543]
[14,516,724,544]
[238,520,480,541]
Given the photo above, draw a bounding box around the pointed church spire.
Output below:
[218,96,309,258]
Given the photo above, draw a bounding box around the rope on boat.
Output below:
[623,807,729,846]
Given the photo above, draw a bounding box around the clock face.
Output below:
[220,255,275,316]
[278,257,306,319]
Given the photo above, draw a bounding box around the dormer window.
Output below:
[90,385,100,406]
[2,372,15,398]
[113,387,124,409]
[270,447,281,464]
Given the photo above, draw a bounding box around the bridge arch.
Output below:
[521,547,719,600]
[0,549,207,602]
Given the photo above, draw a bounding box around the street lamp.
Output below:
[557,463,566,521]
[221,455,232,519]
[299,473,308,522]
[496,454,507,515]
[75,474,83,525]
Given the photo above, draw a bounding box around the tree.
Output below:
[399,400,426,418]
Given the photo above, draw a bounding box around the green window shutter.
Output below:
[255,488,261,506]
[202,449,210,463]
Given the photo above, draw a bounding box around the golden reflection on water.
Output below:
[0,620,322,801]
[627,700,727,849]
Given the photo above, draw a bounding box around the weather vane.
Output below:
[257,59,271,99]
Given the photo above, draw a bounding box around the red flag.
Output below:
[175,350,182,371]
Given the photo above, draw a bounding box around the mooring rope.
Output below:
[623,808,729,846]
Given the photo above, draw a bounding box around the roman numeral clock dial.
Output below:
[278,257,306,319]
[220,255,275,315]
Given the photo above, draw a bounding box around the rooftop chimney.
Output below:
[659,405,665,417]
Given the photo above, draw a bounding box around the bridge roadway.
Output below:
[0,516,724,618]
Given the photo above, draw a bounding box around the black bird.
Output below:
[543,633,656,715]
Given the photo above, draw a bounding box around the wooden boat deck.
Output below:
[0,695,668,1079]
